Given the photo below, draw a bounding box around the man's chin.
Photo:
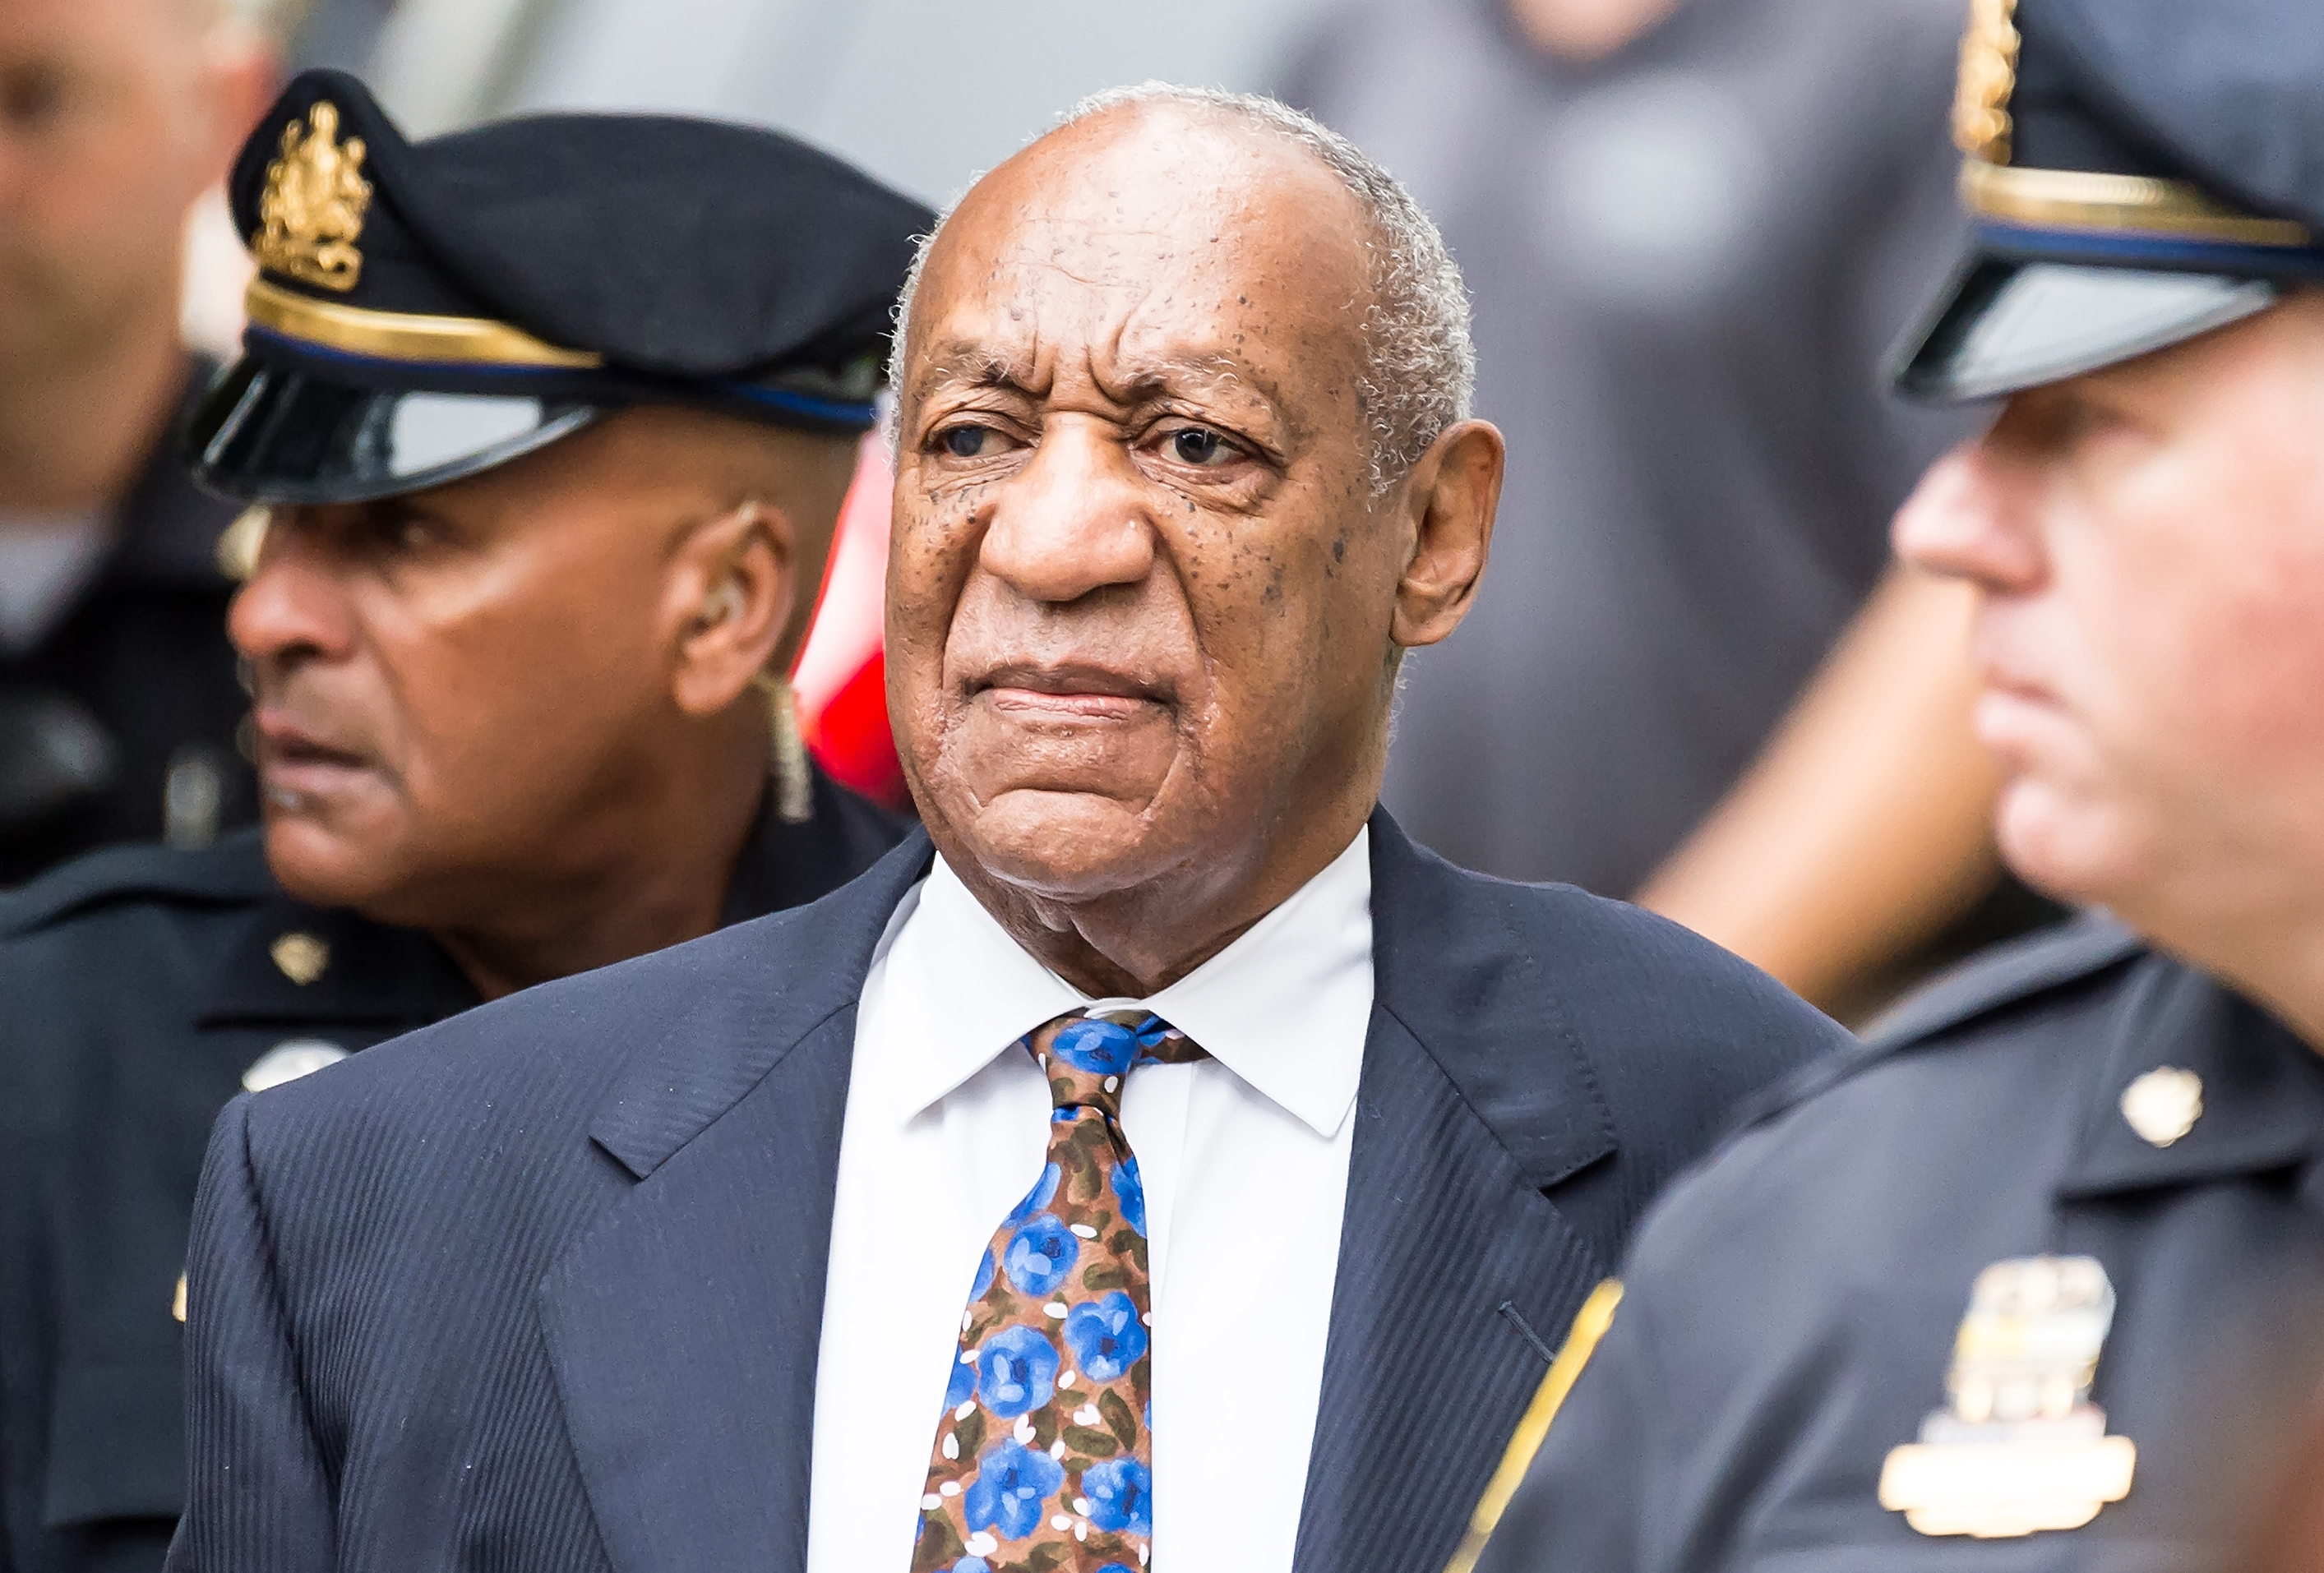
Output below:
[946,786,1184,901]
[261,815,410,915]
[1993,776,2151,913]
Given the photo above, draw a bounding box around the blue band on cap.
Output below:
[715,381,880,429]
[1977,220,2324,280]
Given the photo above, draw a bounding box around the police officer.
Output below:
[1469,2,2324,1569]
[0,71,927,1573]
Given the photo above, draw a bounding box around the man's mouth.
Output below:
[971,662,1171,722]
[251,710,373,804]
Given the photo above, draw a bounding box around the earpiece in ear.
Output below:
[702,581,746,625]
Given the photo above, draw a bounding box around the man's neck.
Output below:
[2150,903,2324,1058]
[425,736,773,1002]
[945,802,1375,1001]
[0,313,187,514]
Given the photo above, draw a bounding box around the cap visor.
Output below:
[183,358,599,505]
[1887,257,2280,404]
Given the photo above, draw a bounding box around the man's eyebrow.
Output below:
[912,350,1036,399]
[909,347,1290,425]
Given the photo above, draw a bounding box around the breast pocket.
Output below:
[43,1357,184,1529]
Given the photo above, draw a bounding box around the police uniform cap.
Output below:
[187,70,935,505]
[1890,0,2324,404]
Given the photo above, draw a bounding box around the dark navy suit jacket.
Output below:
[166,812,1847,1573]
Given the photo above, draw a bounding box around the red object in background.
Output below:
[791,435,908,810]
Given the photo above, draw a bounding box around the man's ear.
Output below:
[1391,419,1504,649]
[668,501,799,717]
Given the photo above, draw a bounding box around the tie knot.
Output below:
[1027,1008,1206,1117]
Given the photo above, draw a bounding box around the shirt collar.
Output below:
[2055,953,2324,1201]
[880,828,1375,1139]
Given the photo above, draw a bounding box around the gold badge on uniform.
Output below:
[270,930,330,985]
[255,101,373,293]
[1878,1255,2136,1538]
[2120,1067,2203,1147]
[1952,0,2022,164]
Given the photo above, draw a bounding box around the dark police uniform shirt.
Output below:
[1,361,253,889]
[1481,918,2324,1573]
[0,771,900,1573]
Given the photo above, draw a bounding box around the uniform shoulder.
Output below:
[1864,913,2147,1050]
[0,829,275,939]
[1726,914,2149,1134]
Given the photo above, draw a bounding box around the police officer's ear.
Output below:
[667,499,798,719]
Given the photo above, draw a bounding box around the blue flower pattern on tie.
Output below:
[976,1326,1059,1419]
[963,1438,1067,1540]
[912,1009,1208,1572]
[1002,1213,1079,1299]
[945,1349,978,1411]
[1063,1293,1147,1383]
[1081,1458,1153,1536]
[1113,1156,1146,1239]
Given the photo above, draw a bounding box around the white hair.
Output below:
[888,82,1476,495]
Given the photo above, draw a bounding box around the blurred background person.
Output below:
[1280,0,2063,1017]
[0,72,923,1573]
[0,0,286,885]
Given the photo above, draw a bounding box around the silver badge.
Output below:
[243,1039,349,1092]
[1878,1255,2137,1537]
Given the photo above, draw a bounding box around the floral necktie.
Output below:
[910,1008,1208,1573]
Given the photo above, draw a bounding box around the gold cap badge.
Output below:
[1952,0,2022,164]
[255,101,372,293]
[270,931,330,985]
[1880,1255,2136,1538]
[2119,1066,2203,1147]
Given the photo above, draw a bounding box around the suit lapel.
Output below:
[537,833,933,1573]
[1291,814,1619,1573]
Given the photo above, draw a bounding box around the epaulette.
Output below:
[1861,915,2146,1050]
[1726,915,2148,1136]
[0,830,275,939]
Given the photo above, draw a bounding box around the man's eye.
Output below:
[1168,427,1236,468]
[940,425,1003,459]
[0,65,71,135]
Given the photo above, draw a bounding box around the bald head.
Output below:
[894,85,1474,495]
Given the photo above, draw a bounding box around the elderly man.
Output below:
[0,73,921,1573]
[165,85,1845,1573]
[1477,2,2324,1569]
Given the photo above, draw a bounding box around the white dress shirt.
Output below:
[806,828,1374,1573]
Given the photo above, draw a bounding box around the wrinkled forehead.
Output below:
[905,113,1371,410]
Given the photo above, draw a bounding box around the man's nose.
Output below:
[228,514,358,673]
[1891,439,2044,595]
[978,418,1156,604]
